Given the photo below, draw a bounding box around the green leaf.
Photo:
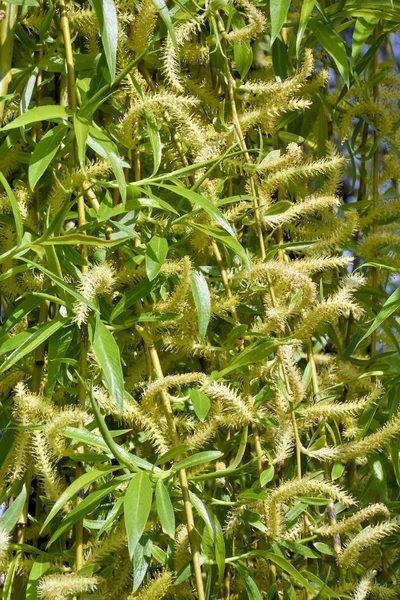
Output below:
[28,124,68,190]
[313,542,336,557]
[93,319,125,412]
[150,0,178,54]
[189,388,211,422]
[1,105,72,131]
[270,0,291,44]
[5,0,39,5]
[89,0,118,81]
[189,492,225,585]
[0,172,23,245]
[190,223,250,273]
[18,258,97,311]
[331,462,345,481]
[172,450,223,472]
[145,110,162,175]
[308,19,350,86]
[234,40,253,79]
[110,280,155,322]
[296,0,316,55]
[124,471,153,559]
[357,286,400,347]
[47,477,128,546]
[88,125,127,203]
[155,479,175,539]
[235,565,262,600]
[216,338,281,379]
[158,184,237,238]
[0,485,26,533]
[145,236,168,281]
[0,317,66,375]
[47,326,73,398]
[352,15,379,58]
[260,465,274,487]
[191,269,210,341]
[74,115,89,170]
[263,551,316,593]
[26,557,51,600]
[41,467,118,533]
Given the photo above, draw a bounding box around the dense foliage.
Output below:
[0,0,400,599]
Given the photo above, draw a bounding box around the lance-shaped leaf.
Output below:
[93,319,125,412]
[124,471,153,558]
[191,269,210,341]
[155,479,175,539]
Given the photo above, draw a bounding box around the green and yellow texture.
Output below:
[0,0,400,599]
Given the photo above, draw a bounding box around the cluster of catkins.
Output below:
[0,0,399,599]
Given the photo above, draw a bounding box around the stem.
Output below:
[370,23,381,361]
[307,341,341,558]
[138,330,206,600]
[215,12,266,261]
[59,0,86,581]
[0,3,18,126]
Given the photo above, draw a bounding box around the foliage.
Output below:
[0,1,399,599]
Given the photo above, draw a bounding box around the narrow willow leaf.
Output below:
[28,124,68,190]
[74,114,89,171]
[47,326,73,397]
[145,110,162,175]
[18,258,97,310]
[270,0,291,44]
[189,388,211,422]
[260,465,274,487]
[158,183,237,238]
[357,286,400,346]
[308,19,350,86]
[296,0,316,55]
[89,0,118,80]
[0,172,23,244]
[189,492,225,585]
[331,462,345,481]
[145,235,168,281]
[124,472,153,559]
[47,477,128,547]
[0,485,26,533]
[110,280,155,321]
[133,536,151,592]
[150,0,178,53]
[41,467,118,533]
[191,269,210,340]
[172,450,223,472]
[216,338,281,379]
[235,565,262,600]
[155,479,175,539]
[263,551,316,593]
[88,125,127,203]
[93,319,125,412]
[234,40,253,79]
[26,557,51,600]
[190,223,250,273]
[40,233,130,246]
[0,295,43,338]
[1,105,72,130]
[20,65,39,115]
[0,318,66,374]
[352,15,379,58]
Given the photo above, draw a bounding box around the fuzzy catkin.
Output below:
[37,575,99,599]
[338,521,400,567]
[127,569,173,600]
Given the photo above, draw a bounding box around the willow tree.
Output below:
[0,1,399,599]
